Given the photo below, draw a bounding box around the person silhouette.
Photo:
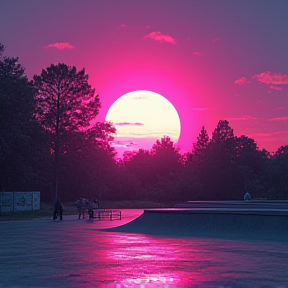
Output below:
[53,198,63,220]
[74,197,89,219]
[244,191,252,201]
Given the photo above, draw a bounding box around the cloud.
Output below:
[212,37,221,43]
[115,122,144,126]
[44,42,75,50]
[120,23,129,29]
[268,116,288,122]
[234,77,249,85]
[228,116,259,121]
[250,131,287,140]
[119,24,151,30]
[109,140,138,148]
[143,31,177,44]
[269,85,282,91]
[252,71,288,85]
[193,51,201,57]
[133,96,148,100]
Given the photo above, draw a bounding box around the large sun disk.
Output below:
[105,90,181,152]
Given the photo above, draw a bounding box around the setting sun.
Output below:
[105,90,181,154]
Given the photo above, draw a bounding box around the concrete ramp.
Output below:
[107,209,288,241]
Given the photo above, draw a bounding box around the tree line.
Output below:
[1,44,287,203]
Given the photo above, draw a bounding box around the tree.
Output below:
[150,136,183,200]
[151,136,182,177]
[271,145,288,199]
[180,126,210,200]
[203,120,242,199]
[33,63,101,200]
[234,135,259,191]
[189,126,210,163]
[123,149,154,186]
[58,121,116,201]
[0,43,46,191]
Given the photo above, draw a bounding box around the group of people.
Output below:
[52,197,99,220]
[53,192,252,221]
[74,197,99,219]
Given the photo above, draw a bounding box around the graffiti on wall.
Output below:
[0,192,40,212]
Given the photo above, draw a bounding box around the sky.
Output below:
[1,0,287,155]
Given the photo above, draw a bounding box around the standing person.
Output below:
[53,198,63,220]
[74,198,83,220]
[80,197,89,219]
[75,197,89,219]
[244,191,252,201]
[93,199,99,209]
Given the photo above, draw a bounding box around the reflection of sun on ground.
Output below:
[105,90,181,154]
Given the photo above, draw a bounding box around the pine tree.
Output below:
[33,63,101,200]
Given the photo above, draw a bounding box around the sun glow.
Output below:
[105,90,181,153]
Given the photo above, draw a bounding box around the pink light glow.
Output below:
[2,0,287,156]
[143,31,177,45]
[56,226,288,287]
[43,42,75,50]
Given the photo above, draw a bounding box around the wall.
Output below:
[0,192,40,212]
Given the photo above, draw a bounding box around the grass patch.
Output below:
[0,202,77,221]
[0,200,173,221]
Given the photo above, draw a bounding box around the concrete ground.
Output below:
[0,203,287,287]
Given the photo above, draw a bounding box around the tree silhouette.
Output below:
[151,136,182,176]
[0,44,42,191]
[33,63,101,200]
[272,145,288,199]
[190,126,210,163]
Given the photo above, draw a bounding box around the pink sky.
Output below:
[0,0,287,154]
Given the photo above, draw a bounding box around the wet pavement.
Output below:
[1,207,287,288]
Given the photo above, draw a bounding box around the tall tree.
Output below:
[150,136,183,200]
[180,126,210,200]
[271,145,288,199]
[33,63,101,200]
[205,120,242,199]
[193,126,209,152]
[151,136,182,177]
[189,126,210,163]
[0,43,45,191]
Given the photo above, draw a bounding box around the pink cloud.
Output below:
[120,23,129,29]
[234,77,249,85]
[120,24,150,30]
[143,31,177,45]
[212,37,221,43]
[268,117,288,122]
[253,71,288,85]
[269,85,282,91]
[193,51,201,57]
[228,116,258,121]
[250,131,286,139]
[44,42,75,50]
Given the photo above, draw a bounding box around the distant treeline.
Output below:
[1,43,287,202]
